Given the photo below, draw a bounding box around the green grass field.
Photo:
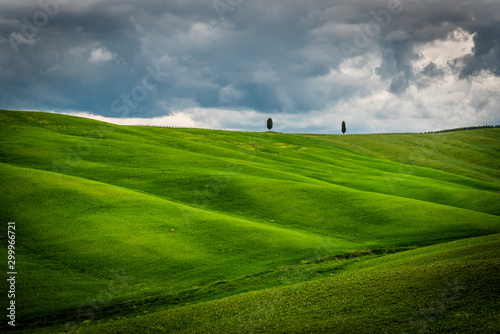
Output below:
[0,109,499,333]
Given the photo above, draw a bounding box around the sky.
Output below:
[1,0,499,134]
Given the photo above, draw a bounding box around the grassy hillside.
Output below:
[59,233,500,334]
[0,109,499,333]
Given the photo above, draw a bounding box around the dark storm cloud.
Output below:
[0,0,499,125]
[458,26,500,77]
[421,62,444,77]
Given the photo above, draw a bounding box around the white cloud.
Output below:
[413,28,474,71]
[8,31,36,48]
[60,111,199,128]
[88,46,116,63]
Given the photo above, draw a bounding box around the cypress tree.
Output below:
[267,118,273,132]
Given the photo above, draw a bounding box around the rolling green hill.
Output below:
[0,109,499,333]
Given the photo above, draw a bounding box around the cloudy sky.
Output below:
[1,0,499,133]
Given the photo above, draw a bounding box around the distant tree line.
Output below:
[425,125,500,133]
[133,122,498,135]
